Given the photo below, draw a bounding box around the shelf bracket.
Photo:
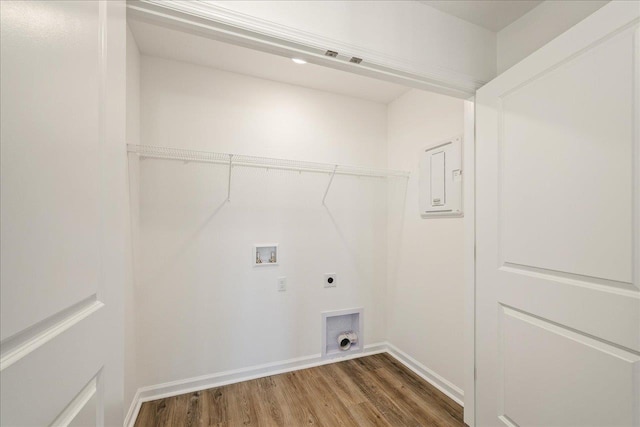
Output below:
[227,154,233,202]
[322,165,338,205]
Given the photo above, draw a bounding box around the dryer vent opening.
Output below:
[322,308,362,359]
[338,331,358,351]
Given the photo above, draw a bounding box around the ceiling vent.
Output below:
[349,57,363,64]
[324,50,338,57]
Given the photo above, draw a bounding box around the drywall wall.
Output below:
[497,0,608,74]
[387,89,465,395]
[125,25,141,414]
[209,0,497,84]
[132,55,393,390]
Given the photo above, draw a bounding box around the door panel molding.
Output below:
[0,307,107,426]
[499,305,639,426]
[501,305,640,361]
[0,0,103,341]
[499,270,639,352]
[0,295,103,371]
[497,414,519,427]
[500,263,638,296]
[51,372,101,427]
[495,24,636,284]
[479,3,640,98]
[497,18,639,100]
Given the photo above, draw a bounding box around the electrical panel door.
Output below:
[419,136,462,218]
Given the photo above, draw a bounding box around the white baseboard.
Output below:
[386,342,464,406]
[124,342,387,427]
[124,389,142,427]
[124,341,463,427]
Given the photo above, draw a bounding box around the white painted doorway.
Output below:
[0,1,128,425]
[475,2,640,425]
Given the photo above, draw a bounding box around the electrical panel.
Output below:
[419,136,463,218]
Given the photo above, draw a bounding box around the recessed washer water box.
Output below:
[321,308,363,359]
[254,244,278,266]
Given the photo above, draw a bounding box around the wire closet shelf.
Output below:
[128,144,410,204]
[127,144,410,179]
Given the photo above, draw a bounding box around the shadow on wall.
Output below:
[131,158,409,388]
[323,175,409,284]
[136,160,408,289]
[145,198,228,285]
[386,176,409,304]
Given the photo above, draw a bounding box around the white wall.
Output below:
[210,0,496,84]
[386,89,465,394]
[497,0,608,74]
[125,24,141,413]
[133,56,392,390]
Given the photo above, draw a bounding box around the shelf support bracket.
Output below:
[322,165,338,205]
[227,154,233,202]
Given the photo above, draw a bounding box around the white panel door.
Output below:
[0,1,126,426]
[476,2,640,426]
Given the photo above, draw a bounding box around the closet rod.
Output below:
[127,145,410,179]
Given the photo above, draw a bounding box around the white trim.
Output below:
[498,414,519,427]
[463,98,476,426]
[50,373,99,427]
[126,0,484,99]
[0,297,104,371]
[124,342,387,427]
[123,389,142,427]
[124,342,464,427]
[386,342,465,406]
[634,24,640,427]
[502,305,640,363]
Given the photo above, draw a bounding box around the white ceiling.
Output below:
[422,1,542,32]
[128,19,410,104]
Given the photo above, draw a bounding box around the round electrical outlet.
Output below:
[324,273,337,288]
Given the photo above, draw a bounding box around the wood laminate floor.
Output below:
[134,353,464,427]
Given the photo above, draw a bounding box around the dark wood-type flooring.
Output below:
[134,353,464,426]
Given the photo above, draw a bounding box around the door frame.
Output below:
[124,1,480,422]
[126,0,481,100]
[463,97,476,426]
[123,3,637,425]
